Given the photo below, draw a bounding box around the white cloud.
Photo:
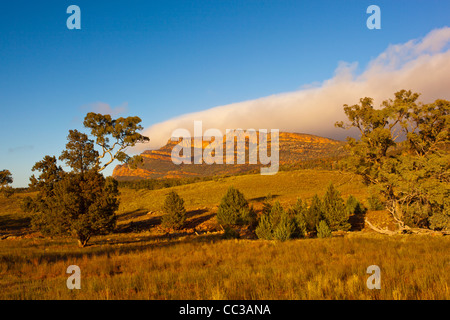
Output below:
[137,27,450,151]
[81,102,128,117]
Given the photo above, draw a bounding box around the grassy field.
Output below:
[1,169,449,300]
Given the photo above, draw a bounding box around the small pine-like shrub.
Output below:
[273,212,296,241]
[322,183,351,231]
[289,198,307,238]
[305,194,324,232]
[316,220,332,238]
[346,195,365,216]
[256,201,299,241]
[255,213,273,240]
[238,205,257,226]
[262,193,273,216]
[161,191,186,230]
[216,186,250,226]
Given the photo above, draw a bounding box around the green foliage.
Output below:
[262,193,273,216]
[29,156,64,196]
[59,130,99,174]
[161,191,186,230]
[367,193,384,211]
[429,202,450,231]
[273,211,296,241]
[31,170,119,247]
[0,169,14,198]
[289,198,307,237]
[255,213,273,240]
[402,201,431,228]
[83,113,150,172]
[305,194,324,232]
[0,169,13,186]
[256,200,304,241]
[336,90,450,229]
[216,186,251,226]
[238,205,257,226]
[25,112,152,246]
[316,220,332,238]
[2,186,14,198]
[346,195,365,216]
[222,225,240,239]
[21,196,37,213]
[322,183,351,231]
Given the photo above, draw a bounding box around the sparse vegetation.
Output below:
[316,220,332,238]
[0,169,14,198]
[2,89,449,299]
[336,90,450,232]
[1,168,449,299]
[216,186,255,227]
[322,183,351,232]
[161,191,186,230]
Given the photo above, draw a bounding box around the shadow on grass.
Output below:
[2,208,222,265]
[8,232,224,265]
[117,209,149,222]
[349,211,367,231]
[0,214,31,234]
[115,215,161,233]
[248,194,280,202]
[116,208,215,234]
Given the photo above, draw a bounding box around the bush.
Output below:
[256,201,300,241]
[273,212,296,241]
[322,183,351,231]
[222,225,240,239]
[1,186,14,198]
[262,193,273,215]
[31,171,119,247]
[255,213,273,240]
[161,190,186,230]
[429,202,450,231]
[402,201,431,228]
[288,198,307,237]
[304,194,324,232]
[21,196,38,213]
[367,193,384,211]
[238,205,257,226]
[346,195,365,216]
[216,186,251,226]
[316,220,332,238]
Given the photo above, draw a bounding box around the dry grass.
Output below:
[117,169,368,214]
[1,233,449,299]
[1,169,449,300]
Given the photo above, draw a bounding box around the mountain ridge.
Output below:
[113,132,346,181]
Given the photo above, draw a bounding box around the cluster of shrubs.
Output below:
[255,184,365,240]
[160,183,366,241]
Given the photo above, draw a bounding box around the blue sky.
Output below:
[1,0,450,187]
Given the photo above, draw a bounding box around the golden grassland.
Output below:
[1,169,449,300]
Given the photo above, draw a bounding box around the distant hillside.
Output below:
[112,132,346,181]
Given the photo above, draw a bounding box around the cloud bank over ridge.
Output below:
[138,27,450,151]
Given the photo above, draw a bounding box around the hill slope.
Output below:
[113,132,346,180]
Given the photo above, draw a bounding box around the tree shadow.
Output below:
[115,215,161,233]
[28,232,224,264]
[115,208,216,233]
[185,208,208,219]
[349,210,367,231]
[248,194,280,202]
[0,214,31,235]
[117,209,149,222]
